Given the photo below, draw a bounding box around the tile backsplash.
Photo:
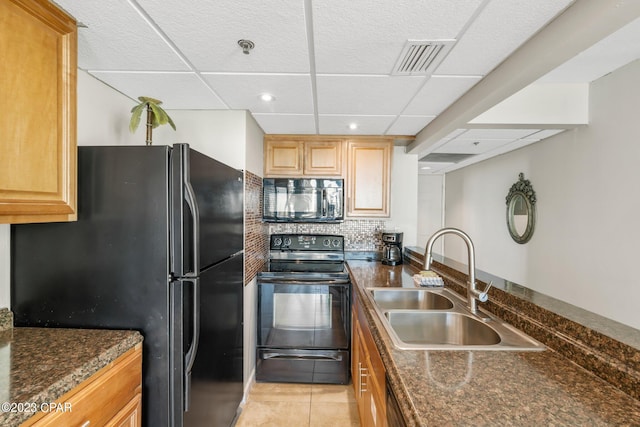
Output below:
[268,220,389,251]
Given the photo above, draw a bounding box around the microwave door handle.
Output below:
[322,189,327,217]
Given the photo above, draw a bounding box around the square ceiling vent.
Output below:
[392,39,456,76]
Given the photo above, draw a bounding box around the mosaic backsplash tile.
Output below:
[244,171,268,284]
[268,219,390,251]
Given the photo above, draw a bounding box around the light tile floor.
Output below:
[235,382,360,427]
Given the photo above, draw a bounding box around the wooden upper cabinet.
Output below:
[303,140,343,176]
[264,139,304,176]
[346,139,392,217]
[264,136,343,177]
[0,0,77,224]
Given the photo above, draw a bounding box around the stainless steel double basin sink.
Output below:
[366,287,545,351]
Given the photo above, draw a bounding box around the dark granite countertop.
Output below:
[0,326,143,426]
[346,259,640,426]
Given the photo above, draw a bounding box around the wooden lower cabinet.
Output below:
[107,393,142,427]
[352,295,386,427]
[22,344,142,427]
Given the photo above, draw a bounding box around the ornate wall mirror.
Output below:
[506,173,536,244]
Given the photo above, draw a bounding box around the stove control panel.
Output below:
[270,234,344,251]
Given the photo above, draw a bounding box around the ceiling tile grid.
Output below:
[90,71,228,110]
[311,0,486,74]
[251,114,317,134]
[202,73,314,113]
[318,115,396,135]
[55,0,189,71]
[403,75,482,115]
[435,0,575,75]
[51,0,639,173]
[387,116,436,135]
[316,75,425,115]
[137,0,311,73]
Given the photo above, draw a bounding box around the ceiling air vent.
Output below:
[392,39,455,76]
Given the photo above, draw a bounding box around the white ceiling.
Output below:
[52,0,640,173]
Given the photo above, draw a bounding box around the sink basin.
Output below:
[369,289,454,310]
[365,287,545,351]
[385,311,501,346]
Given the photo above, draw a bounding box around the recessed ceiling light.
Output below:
[349,123,358,130]
[421,166,432,170]
[259,93,275,102]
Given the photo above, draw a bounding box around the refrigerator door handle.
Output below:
[183,277,200,411]
[184,178,200,277]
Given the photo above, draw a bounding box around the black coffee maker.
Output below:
[381,231,403,266]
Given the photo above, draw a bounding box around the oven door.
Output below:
[257,281,350,350]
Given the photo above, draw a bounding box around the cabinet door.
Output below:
[23,345,142,427]
[106,394,142,427]
[353,293,387,427]
[0,0,77,223]
[346,140,392,217]
[303,140,343,176]
[264,139,304,176]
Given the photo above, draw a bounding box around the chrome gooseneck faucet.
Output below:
[423,228,492,315]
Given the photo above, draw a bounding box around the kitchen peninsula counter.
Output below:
[346,259,640,426]
[0,325,143,426]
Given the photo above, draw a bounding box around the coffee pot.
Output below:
[381,232,403,266]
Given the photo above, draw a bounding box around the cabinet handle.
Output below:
[81,421,90,427]
[359,365,368,396]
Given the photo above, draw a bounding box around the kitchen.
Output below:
[2,0,640,426]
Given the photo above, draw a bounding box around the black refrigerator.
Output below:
[11,144,244,427]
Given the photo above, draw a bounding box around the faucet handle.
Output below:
[477,281,493,302]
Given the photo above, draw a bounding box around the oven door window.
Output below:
[274,293,332,330]
[258,283,349,349]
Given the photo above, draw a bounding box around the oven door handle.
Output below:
[257,278,350,285]
[262,352,343,362]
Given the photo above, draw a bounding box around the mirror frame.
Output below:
[506,173,536,244]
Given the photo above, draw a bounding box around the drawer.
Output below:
[25,345,142,427]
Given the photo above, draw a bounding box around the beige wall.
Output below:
[443,59,640,330]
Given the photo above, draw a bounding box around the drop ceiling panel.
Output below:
[202,74,314,113]
[434,138,517,154]
[252,114,317,134]
[403,75,481,115]
[436,0,574,75]
[459,128,540,140]
[138,0,310,72]
[418,161,456,174]
[520,129,565,140]
[387,116,436,135]
[53,1,189,71]
[318,115,396,135]
[317,75,424,115]
[89,72,228,109]
[312,0,485,74]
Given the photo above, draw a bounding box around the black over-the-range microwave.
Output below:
[263,178,344,222]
